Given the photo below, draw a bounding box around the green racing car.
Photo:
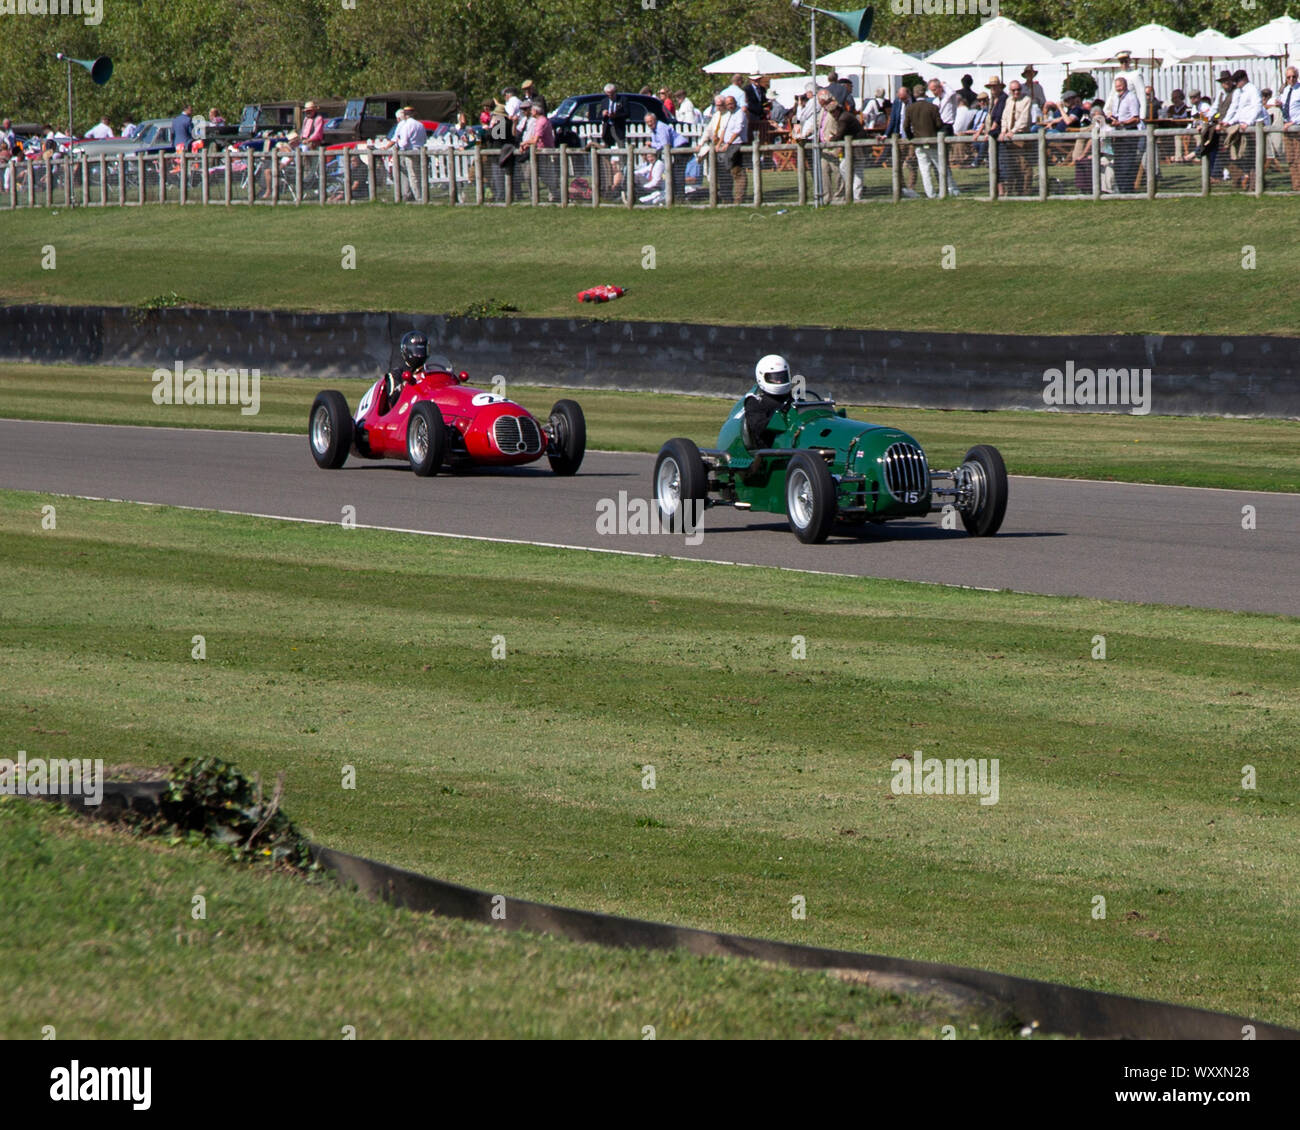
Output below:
[653,362,1008,545]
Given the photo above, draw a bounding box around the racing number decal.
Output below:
[356,384,376,421]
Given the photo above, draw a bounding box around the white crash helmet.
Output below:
[754,354,792,396]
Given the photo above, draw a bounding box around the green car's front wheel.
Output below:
[785,451,836,544]
[959,444,1008,536]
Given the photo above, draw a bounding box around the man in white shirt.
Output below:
[1279,65,1300,190]
[953,92,977,137]
[635,146,666,204]
[1224,70,1264,126]
[1223,70,1264,188]
[794,83,817,139]
[928,78,961,135]
[393,107,427,200]
[1110,52,1148,119]
[720,94,749,203]
[861,87,885,129]
[719,74,747,112]
[686,95,727,196]
[1106,77,1142,192]
[394,108,427,148]
[84,116,114,140]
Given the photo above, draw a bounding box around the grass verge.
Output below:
[3,362,1298,491]
[1,196,1297,336]
[1,490,1297,1027]
[1,800,991,1039]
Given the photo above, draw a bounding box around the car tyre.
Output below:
[309,390,353,470]
[785,451,836,544]
[959,444,1008,537]
[654,438,708,535]
[407,402,446,477]
[546,399,587,475]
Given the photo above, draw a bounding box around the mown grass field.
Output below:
[2,490,1296,1030]
[1,195,1295,336]
[2,800,997,1039]
[3,362,1298,492]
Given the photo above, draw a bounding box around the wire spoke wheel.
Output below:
[409,416,429,463]
[787,467,813,528]
[311,406,332,455]
[656,456,682,516]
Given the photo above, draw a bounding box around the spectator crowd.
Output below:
[5,54,1300,203]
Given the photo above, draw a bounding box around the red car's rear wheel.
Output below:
[309,391,353,470]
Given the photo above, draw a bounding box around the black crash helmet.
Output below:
[400,330,429,370]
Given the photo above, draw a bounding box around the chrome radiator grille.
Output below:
[882,442,928,499]
[493,414,542,455]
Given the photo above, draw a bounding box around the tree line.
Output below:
[0,0,1285,128]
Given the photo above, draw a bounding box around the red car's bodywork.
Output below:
[309,360,586,477]
[354,367,546,466]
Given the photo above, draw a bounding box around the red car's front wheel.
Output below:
[546,399,586,475]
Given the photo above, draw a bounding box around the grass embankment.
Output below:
[1,800,988,1039]
[1,196,1296,336]
[2,491,1296,1028]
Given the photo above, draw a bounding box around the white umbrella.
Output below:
[703,43,803,76]
[1072,23,1194,65]
[817,41,927,73]
[1170,28,1263,63]
[1234,15,1300,53]
[924,15,1072,67]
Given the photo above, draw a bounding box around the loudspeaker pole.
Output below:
[809,7,822,208]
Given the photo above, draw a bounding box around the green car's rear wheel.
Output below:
[654,438,708,533]
[786,451,836,544]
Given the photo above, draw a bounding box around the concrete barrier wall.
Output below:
[3,303,1297,418]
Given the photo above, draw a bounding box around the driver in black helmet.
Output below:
[382,331,429,414]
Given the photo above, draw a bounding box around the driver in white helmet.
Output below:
[743,354,795,449]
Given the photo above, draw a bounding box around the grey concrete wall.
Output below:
[2,303,1297,417]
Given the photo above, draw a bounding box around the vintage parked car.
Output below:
[71,118,175,159]
[309,356,585,476]
[323,91,459,146]
[202,101,343,151]
[547,92,673,147]
[653,385,1008,543]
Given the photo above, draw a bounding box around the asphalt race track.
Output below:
[1,418,1296,617]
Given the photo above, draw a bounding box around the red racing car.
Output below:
[309,354,586,476]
